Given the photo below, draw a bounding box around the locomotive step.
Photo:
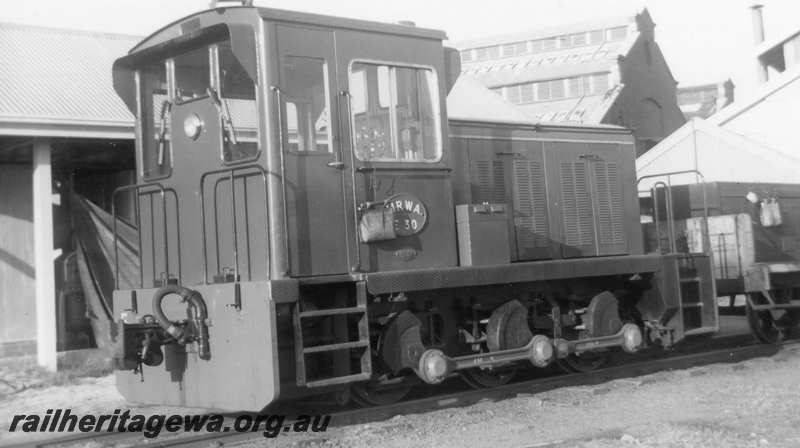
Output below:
[683,326,717,336]
[302,340,370,354]
[680,277,702,282]
[299,306,367,318]
[305,372,372,388]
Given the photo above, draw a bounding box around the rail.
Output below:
[199,164,269,284]
[112,183,181,289]
[11,337,795,448]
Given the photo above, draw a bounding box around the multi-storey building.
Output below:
[453,9,685,155]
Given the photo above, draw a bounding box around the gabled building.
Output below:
[677,79,735,120]
[0,22,137,364]
[638,4,800,190]
[453,9,685,155]
[700,4,800,154]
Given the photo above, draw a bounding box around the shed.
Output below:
[0,22,138,366]
[635,117,800,191]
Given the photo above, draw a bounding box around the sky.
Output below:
[4,0,800,99]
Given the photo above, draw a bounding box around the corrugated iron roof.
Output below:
[0,22,139,136]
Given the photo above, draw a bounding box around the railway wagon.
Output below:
[109,4,717,411]
[642,180,800,343]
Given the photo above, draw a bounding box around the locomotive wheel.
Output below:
[460,366,517,389]
[556,351,610,373]
[746,291,800,344]
[351,382,412,407]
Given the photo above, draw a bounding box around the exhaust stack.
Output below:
[750,4,765,44]
[751,4,769,83]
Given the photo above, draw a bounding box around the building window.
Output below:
[502,44,516,57]
[506,85,521,104]
[514,41,528,55]
[529,39,543,53]
[568,77,582,97]
[592,73,610,93]
[571,32,587,46]
[520,83,534,103]
[461,50,473,63]
[557,35,571,49]
[550,79,565,99]
[475,47,489,61]
[536,82,550,101]
[541,38,557,51]
[349,62,441,162]
[487,46,500,59]
[608,26,628,41]
[582,75,592,94]
[588,30,604,44]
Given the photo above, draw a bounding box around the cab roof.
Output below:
[129,6,446,55]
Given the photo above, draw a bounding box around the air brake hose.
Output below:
[152,285,211,360]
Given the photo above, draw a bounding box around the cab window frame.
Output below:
[137,37,262,181]
[347,59,443,164]
[212,40,263,165]
[137,59,174,181]
[280,55,335,156]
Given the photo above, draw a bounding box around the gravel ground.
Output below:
[2,343,799,447]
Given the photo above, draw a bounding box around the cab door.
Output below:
[276,25,349,276]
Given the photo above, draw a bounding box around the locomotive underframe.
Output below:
[112,251,710,410]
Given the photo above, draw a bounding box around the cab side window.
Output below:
[349,62,441,162]
[282,56,332,153]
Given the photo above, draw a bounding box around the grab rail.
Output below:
[112,183,181,289]
[636,169,710,256]
[199,164,269,284]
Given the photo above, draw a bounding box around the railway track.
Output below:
[7,335,796,448]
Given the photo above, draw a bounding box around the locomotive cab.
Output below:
[111,5,462,410]
[113,7,458,284]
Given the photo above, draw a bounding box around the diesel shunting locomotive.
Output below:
[107,4,797,411]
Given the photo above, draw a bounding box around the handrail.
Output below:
[636,169,710,257]
[270,85,293,277]
[112,183,180,289]
[199,164,269,284]
[340,89,362,272]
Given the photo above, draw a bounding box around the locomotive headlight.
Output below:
[183,114,203,140]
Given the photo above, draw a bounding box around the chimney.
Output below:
[751,4,765,44]
[751,4,769,83]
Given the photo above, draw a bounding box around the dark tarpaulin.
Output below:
[71,194,139,351]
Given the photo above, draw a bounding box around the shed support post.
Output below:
[33,138,57,371]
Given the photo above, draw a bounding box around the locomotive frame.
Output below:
[108,4,733,411]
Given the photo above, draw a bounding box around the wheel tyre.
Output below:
[350,382,412,407]
[746,293,783,344]
[460,367,517,389]
[556,352,610,373]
